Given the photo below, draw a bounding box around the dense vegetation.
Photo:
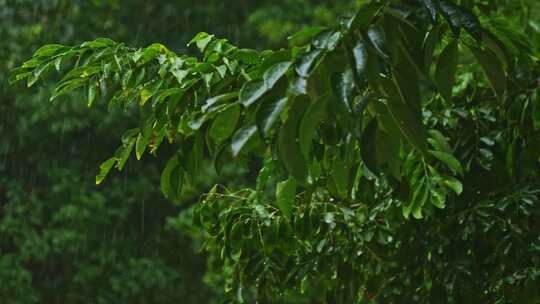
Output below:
[4,0,540,303]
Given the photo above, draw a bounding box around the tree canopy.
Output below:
[10,0,540,303]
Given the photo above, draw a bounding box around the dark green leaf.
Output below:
[278,97,309,184]
[438,1,481,39]
[331,69,354,111]
[438,1,462,36]
[367,25,389,59]
[427,129,452,154]
[210,104,241,145]
[231,125,257,157]
[232,48,260,64]
[160,156,183,201]
[468,45,507,101]
[239,80,266,107]
[421,0,439,22]
[135,120,153,160]
[276,177,296,219]
[256,97,289,137]
[313,31,341,51]
[429,150,463,176]
[533,96,540,130]
[349,2,383,31]
[202,92,238,113]
[299,98,327,158]
[423,23,444,73]
[481,30,511,69]
[365,45,381,91]
[263,61,291,89]
[288,26,328,46]
[435,40,458,102]
[381,77,428,153]
[295,49,323,78]
[331,154,349,199]
[352,40,368,81]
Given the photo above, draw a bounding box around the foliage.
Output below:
[0,0,295,302]
[10,0,540,303]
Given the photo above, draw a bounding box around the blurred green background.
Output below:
[0,0,356,302]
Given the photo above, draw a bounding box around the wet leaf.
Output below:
[435,40,458,102]
[276,177,296,219]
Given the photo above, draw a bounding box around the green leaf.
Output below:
[429,150,463,176]
[256,161,274,192]
[468,45,507,101]
[33,44,68,57]
[375,119,402,179]
[442,176,463,194]
[394,49,422,115]
[381,77,428,153]
[366,25,389,59]
[278,97,309,184]
[116,136,136,171]
[160,156,183,201]
[232,49,260,64]
[312,30,341,51]
[361,119,378,173]
[331,154,349,199]
[186,134,204,181]
[213,144,231,174]
[239,80,267,107]
[438,1,462,36]
[276,177,296,219]
[27,62,52,87]
[95,158,116,185]
[87,80,98,107]
[349,2,383,31]
[135,120,153,160]
[402,201,412,219]
[231,125,257,157]
[481,30,511,68]
[365,45,381,91]
[138,43,167,65]
[209,104,241,145]
[441,1,481,40]
[295,49,323,78]
[427,129,452,154]
[81,37,115,49]
[430,187,446,209]
[420,0,439,22]
[188,32,214,52]
[352,40,368,81]
[288,26,328,46]
[411,181,428,219]
[256,97,289,137]
[263,61,291,89]
[331,70,354,111]
[299,98,327,158]
[435,40,458,102]
[52,69,97,100]
[202,92,238,113]
[423,23,444,73]
[533,96,540,130]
